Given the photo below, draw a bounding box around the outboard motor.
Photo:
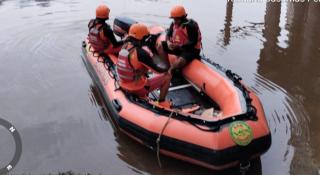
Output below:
[113,16,137,38]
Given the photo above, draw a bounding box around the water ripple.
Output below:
[251,73,312,174]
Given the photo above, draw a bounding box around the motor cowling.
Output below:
[113,16,137,38]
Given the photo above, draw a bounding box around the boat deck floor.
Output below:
[149,71,221,116]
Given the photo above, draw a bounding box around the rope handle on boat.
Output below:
[88,44,101,58]
[83,40,123,92]
[100,56,123,90]
[201,57,227,72]
[102,57,121,90]
[187,119,221,132]
[86,45,120,89]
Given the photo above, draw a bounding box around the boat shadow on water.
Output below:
[89,84,263,175]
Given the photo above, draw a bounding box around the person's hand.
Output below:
[167,41,180,50]
[167,41,174,50]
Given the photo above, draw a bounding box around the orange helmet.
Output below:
[96,4,110,19]
[170,5,187,18]
[129,23,149,40]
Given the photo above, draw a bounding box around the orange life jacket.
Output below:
[88,19,112,53]
[171,19,202,50]
[116,43,149,91]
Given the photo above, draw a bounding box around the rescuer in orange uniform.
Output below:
[116,23,172,108]
[88,5,123,55]
[165,5,202,72]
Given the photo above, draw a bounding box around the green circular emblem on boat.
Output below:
[229,121,253,146]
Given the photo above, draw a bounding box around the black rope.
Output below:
[86,42,119,88]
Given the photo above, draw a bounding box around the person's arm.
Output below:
[166,22,174,40]
[88,19,95,31]
[137,48,167,73]
[103,25,124,47]
[181,21,199,50]
[143,34,158,54]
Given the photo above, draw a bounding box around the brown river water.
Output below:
[0,0,319,174]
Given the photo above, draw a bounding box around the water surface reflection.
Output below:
[258,2,320,174]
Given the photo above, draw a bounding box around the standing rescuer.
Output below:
[165,5,202,72]
[88,4,123,55]
[116,23,172,108]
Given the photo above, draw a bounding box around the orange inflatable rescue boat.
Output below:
[81,16,271,170]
